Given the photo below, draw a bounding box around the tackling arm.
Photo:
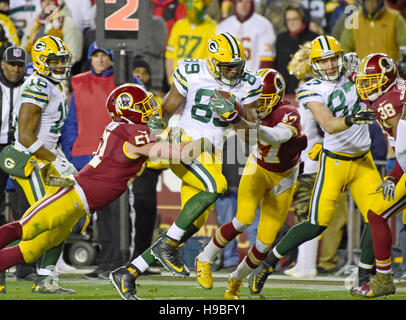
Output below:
[125,138,213,165]
[258,124,294,144]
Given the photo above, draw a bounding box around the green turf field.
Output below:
[1,272,406,300]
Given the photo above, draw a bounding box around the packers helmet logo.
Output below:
[4,157,15,170]
[33,41,46,52]
[208,40,219,54]
[116,92,134,112]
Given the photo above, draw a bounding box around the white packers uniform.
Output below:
[172,58,262,227]
[216,13,276,72]
[12,72,68,204]
[297,75,382,226]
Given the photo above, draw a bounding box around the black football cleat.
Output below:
[109,265,140,300]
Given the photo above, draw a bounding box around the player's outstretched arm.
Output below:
[306,101,375,134]
[395,118,406,172]
[126,138,213,165]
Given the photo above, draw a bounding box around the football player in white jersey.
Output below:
[248,35,383,295]
[110,32,263,300]
[11,36,77,294]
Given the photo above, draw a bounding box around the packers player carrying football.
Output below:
[195,68,307,299]
[248,35,383,296]
[109,32,263,300]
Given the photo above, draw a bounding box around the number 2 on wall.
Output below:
[105,0,139,31]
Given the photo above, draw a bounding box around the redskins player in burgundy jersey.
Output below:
[195,68,307,299]
[0,83,210,278]
[352,53,406,298]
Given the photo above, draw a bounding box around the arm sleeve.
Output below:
[258,124,294,144]
[395,119,406,172]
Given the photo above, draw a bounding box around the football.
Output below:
[212,90,246,119]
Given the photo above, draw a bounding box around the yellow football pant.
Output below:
[309,150,382,226]
[236,155,298,246]
[18,186,87,263]
[369,173,406,220]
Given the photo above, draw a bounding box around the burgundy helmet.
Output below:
[106,83,161,124]
[257,68,286,118]
[356,53,398,101]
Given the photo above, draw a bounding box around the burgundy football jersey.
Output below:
[256,100,307,172]
[367,79,406,138]
[74,121,156,212]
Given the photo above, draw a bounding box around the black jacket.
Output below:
[274,28,319,94]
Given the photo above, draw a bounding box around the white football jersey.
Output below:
[216,13,276,72]
[13,72,68,154]
[297,75,371,154]
[173,58,262,150]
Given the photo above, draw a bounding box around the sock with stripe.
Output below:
[367,210,392,273]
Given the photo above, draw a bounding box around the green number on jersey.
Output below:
[327,81,360,116]
[191,89,229,127]
[50,101,68,134]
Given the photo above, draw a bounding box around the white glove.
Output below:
[52,156,78,177]
[344,52,360,80]
[376,176,397,201]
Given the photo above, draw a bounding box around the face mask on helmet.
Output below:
[309,35,345,81]
[356,53,398,102]
[106,83,162,124]
[206,33,246,86]
[31,36,72,82]
[257,68,285,119]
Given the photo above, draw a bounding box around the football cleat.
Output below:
[224,277,242,300]
[248,262,272,295]
[351,272,396,298]
[109,265,140,300]
[32,275,75,294]
[195,258,213,290]
[151,235,190,277]
[0,271,6,294]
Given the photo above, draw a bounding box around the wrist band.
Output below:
[344,115,353,127]
[27,139,44,153]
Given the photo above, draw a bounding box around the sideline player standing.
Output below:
[4,36,77,294]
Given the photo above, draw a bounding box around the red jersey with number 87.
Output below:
[74,121,156,212]
[253,100,307,172]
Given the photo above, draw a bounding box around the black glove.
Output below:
[345,108,376,126]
